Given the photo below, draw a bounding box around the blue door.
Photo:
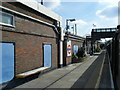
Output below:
[73,45,78,55]
[0,43,14,84]
[44,44,52,67]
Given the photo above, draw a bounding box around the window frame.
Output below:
[0,11,15,27]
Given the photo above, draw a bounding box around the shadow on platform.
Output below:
[71,51,105,89]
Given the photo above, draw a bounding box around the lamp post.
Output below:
[66,19,76,33]
[71,26,74,34]
[41,0,43,5]
[75,24,77,35]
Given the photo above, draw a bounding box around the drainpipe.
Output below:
[59,27,64,67]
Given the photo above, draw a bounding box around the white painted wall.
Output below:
[15,0,62,22]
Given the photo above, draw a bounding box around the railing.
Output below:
[92,28,116,33]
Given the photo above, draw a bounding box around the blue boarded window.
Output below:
[0,43,14,84]
[73,45,78,55]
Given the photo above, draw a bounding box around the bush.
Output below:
[76,47,85,58]
[72,55,78,63]
[95,47,101,52]
[72,55,78,59]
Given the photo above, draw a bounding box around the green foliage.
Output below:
[72,55,78,59]
[72,55,78,63]
[76,47,85,58]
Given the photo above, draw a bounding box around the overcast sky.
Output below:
[36,0,118,37]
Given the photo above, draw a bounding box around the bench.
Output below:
[16,67,49,78]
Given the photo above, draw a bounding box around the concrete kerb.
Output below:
[95,50,106,88]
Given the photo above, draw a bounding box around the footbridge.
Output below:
[91,27,117,39]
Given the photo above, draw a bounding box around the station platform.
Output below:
[2,50,114,89]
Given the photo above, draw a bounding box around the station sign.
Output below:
[67,40,71,56]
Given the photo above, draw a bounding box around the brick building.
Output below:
[63,32,85,66]
[0,0,63,83]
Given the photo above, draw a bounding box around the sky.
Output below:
[36,0,118,38]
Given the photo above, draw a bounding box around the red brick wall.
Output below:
[15,16,57,37]
[1,2,59,74]
[66,40,83,65]
[2,30,58,74]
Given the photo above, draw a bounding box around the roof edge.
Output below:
[15,0,62,23]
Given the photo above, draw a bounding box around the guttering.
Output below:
[0,6,59,34]
[69,34,85,40]
[65,35,85,41]
[64,38,84,42]
[69,35,85,40]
